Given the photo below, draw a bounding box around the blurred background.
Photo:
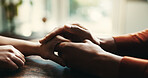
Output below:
[0,0,148,40]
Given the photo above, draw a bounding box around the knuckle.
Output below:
[7,48,13,52]
[6,45,15,52]
[71,25,78,29]
[5,52,11,56]
[59,42,66,48]
[64,24,70,28]
[56,35,61,38]
[6,52,15,58]
[59,42,70,48]
[55,35,62,41]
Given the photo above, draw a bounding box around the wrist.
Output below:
[28,42,42,56]
[99,37,117,53]
[34,42,42,56]
[96,51,122,78]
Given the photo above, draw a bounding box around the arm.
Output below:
[99,37,117,53]
[40,24,148,56]
[99,29,148,78]
[40,25,148,77]
[0,36,40,56]
[119,56,148,78]
[113,29,148,56]
[0,35,69,66]
[57,39,122,78]
[57,36,148,78]
[100,29,148,58]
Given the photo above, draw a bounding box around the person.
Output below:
[0,35,69,71]
[40,24,148,78]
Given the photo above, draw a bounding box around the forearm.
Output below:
[89,52,122,78]
[0,36,41,56]
[113,29,148,52]
[119,56,148,78]
[99,37,117,53]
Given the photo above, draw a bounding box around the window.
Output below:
[68,0,113,36]
[49,0,114,37]
[15,0,52,37]
[0,0,124,38]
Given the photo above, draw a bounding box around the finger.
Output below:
[71,25,100,45]
[15,54,25,63]
[66,25,100,45]
[91,36,101,45]
[65,25,90,38]
[11,47,26,62]
[83,39,93,44]
[0,45,25,62]
[45,35,70,66]
[49,54,65,66]
[58,41,80,49]
[39,25,71,44]
[39,24,86,44]
[46,35,70,50]
[10,54,25,67]
[72,24,88,30]
[6,57,19,71]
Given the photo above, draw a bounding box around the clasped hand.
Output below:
[40,24,122,78]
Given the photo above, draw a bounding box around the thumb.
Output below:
[71,24,88,30]
[65,24,90,38]
[83,39,93,44]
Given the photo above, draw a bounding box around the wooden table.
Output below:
[0,56,100,78]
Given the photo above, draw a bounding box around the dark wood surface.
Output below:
[0,56,100,78]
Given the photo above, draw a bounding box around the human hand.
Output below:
[38,35,70,66]
[0,45,25,71]
[39,24,100,45]
[57,39,122,78]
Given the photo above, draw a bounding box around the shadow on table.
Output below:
[0,56,100,78]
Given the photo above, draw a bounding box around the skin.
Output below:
[40,24,100,45]
[0,35,69,71]
[40,24,123,78]
[0,45,25,71]
[57,39,122,78]
[40,24,117,53]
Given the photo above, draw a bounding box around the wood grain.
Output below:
[0,56,99,78]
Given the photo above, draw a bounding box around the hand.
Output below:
[0,45,25,71]
[57,39,122,78]
[38,35,70,66]
[39,24,100,45]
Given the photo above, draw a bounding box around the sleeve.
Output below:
[113,29,148,57]
[119,56,148,78]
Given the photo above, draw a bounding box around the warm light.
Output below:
[19,23,32,37]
